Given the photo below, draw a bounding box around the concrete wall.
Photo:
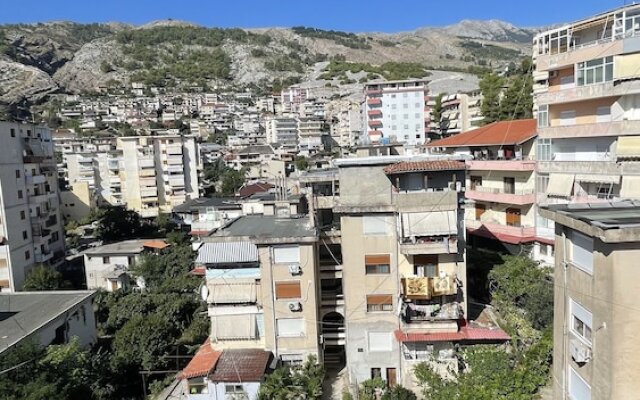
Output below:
[61,182,93,222]
[339,166,392,207]
[84,253,139,291]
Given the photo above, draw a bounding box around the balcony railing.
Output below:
[466,219,536,238]
[403,302,463,322]
[399,236,458,255]
[467,159,536,171]
[466,187,536,205]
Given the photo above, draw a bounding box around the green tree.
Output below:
[257,355,324,400]
[95,206,144,242]
[359,377,387,400]
[294,155,309,171]
[220,168,247,196]
[499,73,533,120]
[382,385,418,400]
[432,93,443,131]
[479,73,504,124]
[22,264,65,291]
[132,243,197,292]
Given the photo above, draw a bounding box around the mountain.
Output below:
[0,19,536,115]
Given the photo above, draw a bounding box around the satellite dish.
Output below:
[199,284,209,302]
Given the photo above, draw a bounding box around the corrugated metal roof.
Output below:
[210,349,272,382]
[196,242,259,265]
[427,119,537,148]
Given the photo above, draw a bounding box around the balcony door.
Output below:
[470,176,482,191]
[475,204,486,220]
[503,177,515,194]
[506,208,521,227]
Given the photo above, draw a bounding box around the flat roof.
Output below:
[84,239,161,256]
[173,197,240,213]
[212,215,316,242]
[0,291,96,354]
[334,154,470,167]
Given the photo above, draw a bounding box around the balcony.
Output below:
[466,187,536,205]
[466,219,536,242]
[319,260,343,279]
[139,169,155,177]
[26,174,46,185]
[368,120,382,128]
[314,195,336,209]
[368,130,383,137]
[535,39,623,71]
[399,236,458,255]
[322,327,346,346]
[138,158,155,169]
[34,250,53,263]
[107,161,120,171]
[367,98,382,106]
[166,145,182,155]
[140,187,158,197]
[538,120,640,139]
[321,292,345,308]
[403,302,463,323]
[539,79,640,105]
[393,190,458,213]
[139,208,159,218]
[366,89,383,95]
[367,110,383,118]
[167,156,183,165]
[467,159,535,171]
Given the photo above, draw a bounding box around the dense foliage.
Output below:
[320,60,432,81]
[22,264,67,291]
[257,355,325,400]
[292,26,371,49]
[460,40,522,60]
[95,206,155,242]
[480,57,533,124]
[202,158,248,196]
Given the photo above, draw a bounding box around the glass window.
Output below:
[576,56,614,86]
[536,139,552,161]
[569,230,594,274]
[367,294,393,312]
[537,105,549,128]
[570,299,593,344]
[569,368,591,400]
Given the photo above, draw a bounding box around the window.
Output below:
[537,139,552,161]
[596,106,611,123]
[273,245,300,263]
[187,377,208,394]
[569,367,591,400]
[51,232,59,242]
[414,255,438,277]
[537,105,549,128]
[275,281,301,299]
[560,110,576,126]
[415,103,421,108]
[276,318,305,337]
[225,384,245,394]
[362,216,388,235]
[22,231,27,240]
[403,103,409,109]
[403,93,408,98]
[15,170,20,179]
[368,332,393,352]
[391,115,396,120]
[25,250,30,260]
[475,204,486,220]
[10,128,15,137]
[504,177,515,194]
[569,230,594,274]
[280,354,304,366]
[371,368,382,379]
[391,104,397,110]
[365,254,391,274]
[414,113,420,118]
[403,124,409,130]
[576,56,613,86]
[403,114,409,119]
[103,256,110,264]
[366,294,393,312]
[20,210,25,220]
[570,299,593,344]
[17,190,23,199]
[470,176,482,190]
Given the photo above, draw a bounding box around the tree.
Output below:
[95,206,144,242]
[220,168,247,195]
[22,264,65,291]
[359,378,386,400]
[479,73,503,124]
[499,74,533,121]
[294,155,309,171]
[382,385,417,400]
[131,243,197,292]
[257,355,324,400]
[432,94,443,130]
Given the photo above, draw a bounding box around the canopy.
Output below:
[616,136,640,159]
[401,211,457,237]
[547,174,575,197]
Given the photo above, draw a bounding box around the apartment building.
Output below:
[326,99,363,148]
[433,91,484,137]
[428,119,554,264]
[265,116,299,153]
[533,4,640,245]
[281,85,309,114]
[95,151,124,206]
[541,201,640,400]
[117,135,199,217]
[363,79,430,146]
[0,122,65,291]
[196,215,321,364]
[297,118,329,155]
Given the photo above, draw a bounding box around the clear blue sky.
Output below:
[0,0,629,32]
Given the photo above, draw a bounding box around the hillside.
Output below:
[0,19,537,115]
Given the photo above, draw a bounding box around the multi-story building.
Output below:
[533,4,640,247]
[433,90,484,137]
[95,151,124,206]
[297,118,329,155]
[326,98,362,148]
[541,201,640,400]
[363,79,430,146]
[281,85,309,115]
[428,119,554,264]
[117,135,199,217]
[265,116,299,153]
[0,122,65,292]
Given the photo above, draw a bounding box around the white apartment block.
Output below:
[0,122,65,292]
[266,117,299,152]
[363,79,431,146]
[281,86,308,114]
[117,135,199,217]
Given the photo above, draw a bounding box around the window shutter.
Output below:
[571,230,593,273]
[363,216,388,235]
[366,294,393,305]
[273,246,300,263]
[275,281,302,299]
[276,318,305,337]
[365,254,391,265]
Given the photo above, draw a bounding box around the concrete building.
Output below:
[326,99,363,148]
[428,119,554,265]
[281,85,309,115]
[533,4,640,249]
[0,291,97,356]
[117,135,199,217]
[83,239,169,291]
[60,181,95,221]
[297,118,329,155]
[541,201,640,400]
[197,216,321,364]
[363,79,431,145]
[0,122,65,292]
[172,197,243,237]
[265,117,299,153]
[433,91,483,137]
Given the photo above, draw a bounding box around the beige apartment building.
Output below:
[0,122,65,291]
[533,4,640,235]
[541,201,640,400]
[432,91,483,137]
[117,135,199,217]
[196,215,322,364]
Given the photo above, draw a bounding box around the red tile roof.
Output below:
[142,240,170,250]
[427,119,537,148]
[238,182,275,198]
[394,321,510,343]
[384,160,466,175]
[179,340,221,379]
[210,349,272,382]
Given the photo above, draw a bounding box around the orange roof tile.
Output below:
[427,119,537,148]
[384,160,466,175]
[394,321,510,343]
[142,240,170,250]
[179,340,221,380]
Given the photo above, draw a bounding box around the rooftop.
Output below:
[173,197,240,213]
[212,215,316,242]
[542,201,640,231]
[84,239,167,256]
[179,340,221,380]
[238,182,275,198]
[209,349,272,382]
[335,154,470,168]
[0,291,96,354]
[237,145,275,155]
[384,160,466,175]
[427,119,537,148]
[298,168,339,183]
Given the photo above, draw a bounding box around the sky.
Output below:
[0,0,630,32]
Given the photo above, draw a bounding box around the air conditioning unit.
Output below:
[288,264,302,275]
[570,339,591,363]
[288,302,302,312]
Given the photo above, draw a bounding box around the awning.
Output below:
[575,174,620,184]
[401,211,457,237]
[547,174,575,197]
[212,314,257,340]
[208,305,260,316]
[620,176,640,199]
[616,136,640,159]
[208,279,258,303]
[196,242,258,265]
